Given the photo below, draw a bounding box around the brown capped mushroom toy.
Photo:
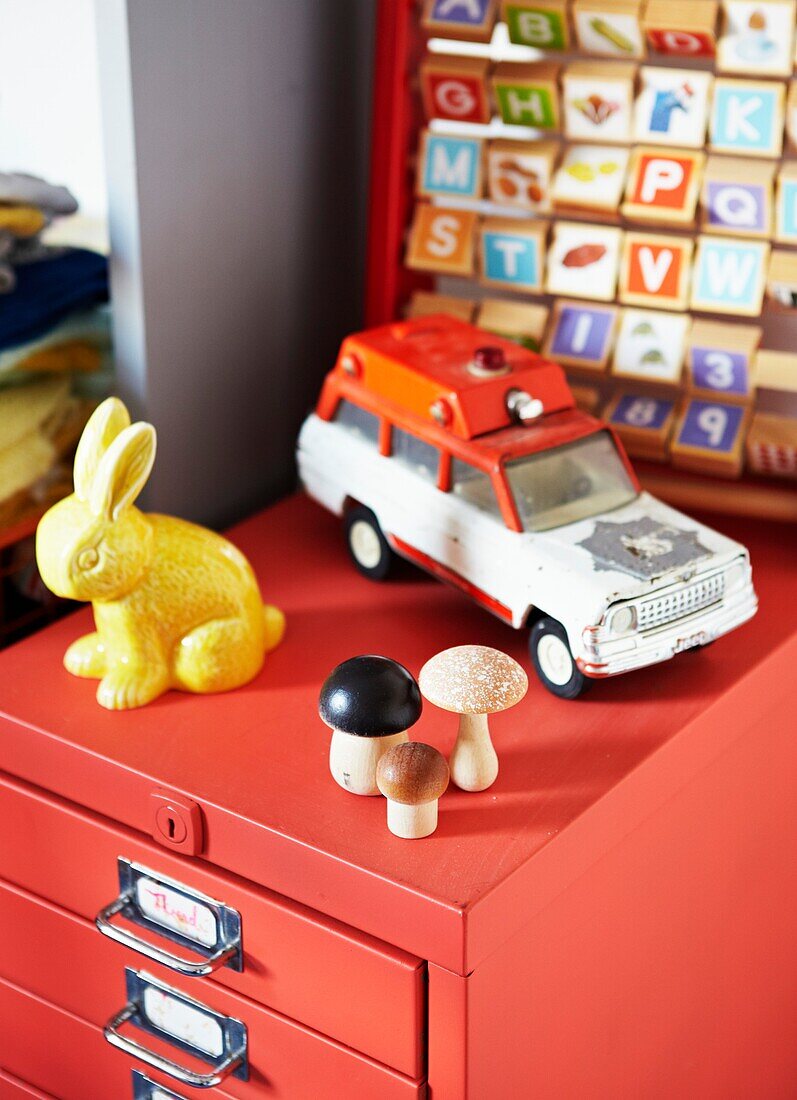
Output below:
[319,655,422,796]
[376,742,449,839]
[419,645,528,792]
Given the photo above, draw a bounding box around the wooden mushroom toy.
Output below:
[419,645,528,792]
[319,655,422,796]
[376,742,449,839]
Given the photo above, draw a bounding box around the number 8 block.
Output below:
[604,392,677,461]
[671,398,751,478]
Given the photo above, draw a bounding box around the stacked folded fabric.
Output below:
[0,172,112,532]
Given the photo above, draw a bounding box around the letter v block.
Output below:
[620,232,694,310]
[710,78,785,158]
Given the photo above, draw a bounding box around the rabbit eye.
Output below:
[77,547,99,571]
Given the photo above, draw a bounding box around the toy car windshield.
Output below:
[505,431,638,533]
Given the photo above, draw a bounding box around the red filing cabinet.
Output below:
[0,494,796,1098]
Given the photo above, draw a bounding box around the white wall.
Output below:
[0,0,106,223]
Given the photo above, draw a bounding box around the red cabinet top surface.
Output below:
[0,493,794,973]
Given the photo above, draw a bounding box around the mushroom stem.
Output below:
[386,798,438,839]
[329,729,408,796]
[450,712,499,792]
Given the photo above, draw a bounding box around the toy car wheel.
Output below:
[344,506,394,580]
[529,618,589,700]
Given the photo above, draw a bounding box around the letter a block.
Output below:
[709,78,785,158]
[502,0,570,49]
[420,55,492,123]
[479,218,547,292]
[690,235,770,315]
[671,398,750,477]
[492,62,561,129]
[622,147,704,225]
[406,204,478,275]
[417,131,484,200]
[421,0,499,42]
[619,232,693,310]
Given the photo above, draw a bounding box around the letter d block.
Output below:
[420,55,492,123]
[492,62,561,129]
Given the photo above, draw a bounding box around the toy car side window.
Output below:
[451,458,502,521]
[391,427,440,483]
[332,399,380,445]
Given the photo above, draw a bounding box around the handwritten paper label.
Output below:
[136,877,218,948]
[142,986,224,1057]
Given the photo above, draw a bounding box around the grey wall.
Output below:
[95,0,375,528]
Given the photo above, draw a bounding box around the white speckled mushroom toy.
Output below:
[419,645,528,792]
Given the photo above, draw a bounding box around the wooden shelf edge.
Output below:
[637,467,797,523]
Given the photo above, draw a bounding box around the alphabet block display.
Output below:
[562,61,636,143]
[421,0,499,41]
[492,62,561,129]
[690,235,770,315]
[604,391,678,459]
[502,0,570,49]
[619,231,694,309]
[775,161,797,241]
[551,144,630,212]
[572,0,646,58]
[543,299,619,370]
[686,319,761,402]
[701,156,775,238]
[717,0,796,77]
[407,291,476,322]
[486,139,558,211]
[634,67,713,147]
[612,307,691,384]
[709,77,785,157]
[546,221,623,301]
[746,411,797,477]
[479,217,547,291]
[406,204,478,275]
[477,298,550,350]
[420,55,492,123]
[622,147,704,225]
[643,0,719,57]
[417,131,484,200]
[671,398,750,476]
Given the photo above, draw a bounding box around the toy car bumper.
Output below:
[577,584,758,678]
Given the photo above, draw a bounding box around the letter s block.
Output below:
[406,203,478,275]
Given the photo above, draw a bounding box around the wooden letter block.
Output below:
[671,398,750,477]
[417,131,484,200]
[543,299,619,370]
[756,348,797,408]
[572,0,646,58]
[775,162,797,242]
[622,147,704,225]
[686,319,761,402]
[477,299,550,350]
[643,0,719,57]
[406,204,478,275]
[420,55,492,123]
[562,61,636,143]
[545,221,623,301]
[709,78,785,157]
[479,217,547,291]
[746,411,797,477]
[492,62,561,129]
[406,291,476,323]
[701,156,775,238]
[570,383,602,413]
[786,80,797,150]
[634,67,713,147]
[502,0,570,49]
[612,308,690,384]
[604,391,678,460]
[485,139,558,211]
[551,144,630,212]
[690,235,770,315]
[717,0,797,77]
[422,0,499,42]
[619,232,694,310]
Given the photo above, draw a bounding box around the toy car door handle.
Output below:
[104,1001,243,1088]
[96,893,238,976]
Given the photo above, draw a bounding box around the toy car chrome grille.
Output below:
[638,573,725,631]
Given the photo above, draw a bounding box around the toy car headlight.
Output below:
[607,605,637,636]
[725,561,747,593]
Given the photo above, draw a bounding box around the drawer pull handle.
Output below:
[96,858,243,977]
[105,968,248,1090]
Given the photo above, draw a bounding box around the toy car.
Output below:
[297,316,757,698]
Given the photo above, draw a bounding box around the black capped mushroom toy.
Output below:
[319,655,423,795]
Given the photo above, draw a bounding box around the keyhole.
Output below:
[167,815,176,839]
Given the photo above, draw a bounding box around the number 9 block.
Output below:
[671,398,750,478]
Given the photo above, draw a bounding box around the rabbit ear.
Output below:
[74,398,131,501]
[89,422,156,520]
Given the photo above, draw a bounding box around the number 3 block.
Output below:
[671,398,750,477]
[686,319,761,403]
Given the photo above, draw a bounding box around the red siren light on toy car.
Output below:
[469,346,510,378]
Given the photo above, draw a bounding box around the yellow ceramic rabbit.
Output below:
[36,397,284,710]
